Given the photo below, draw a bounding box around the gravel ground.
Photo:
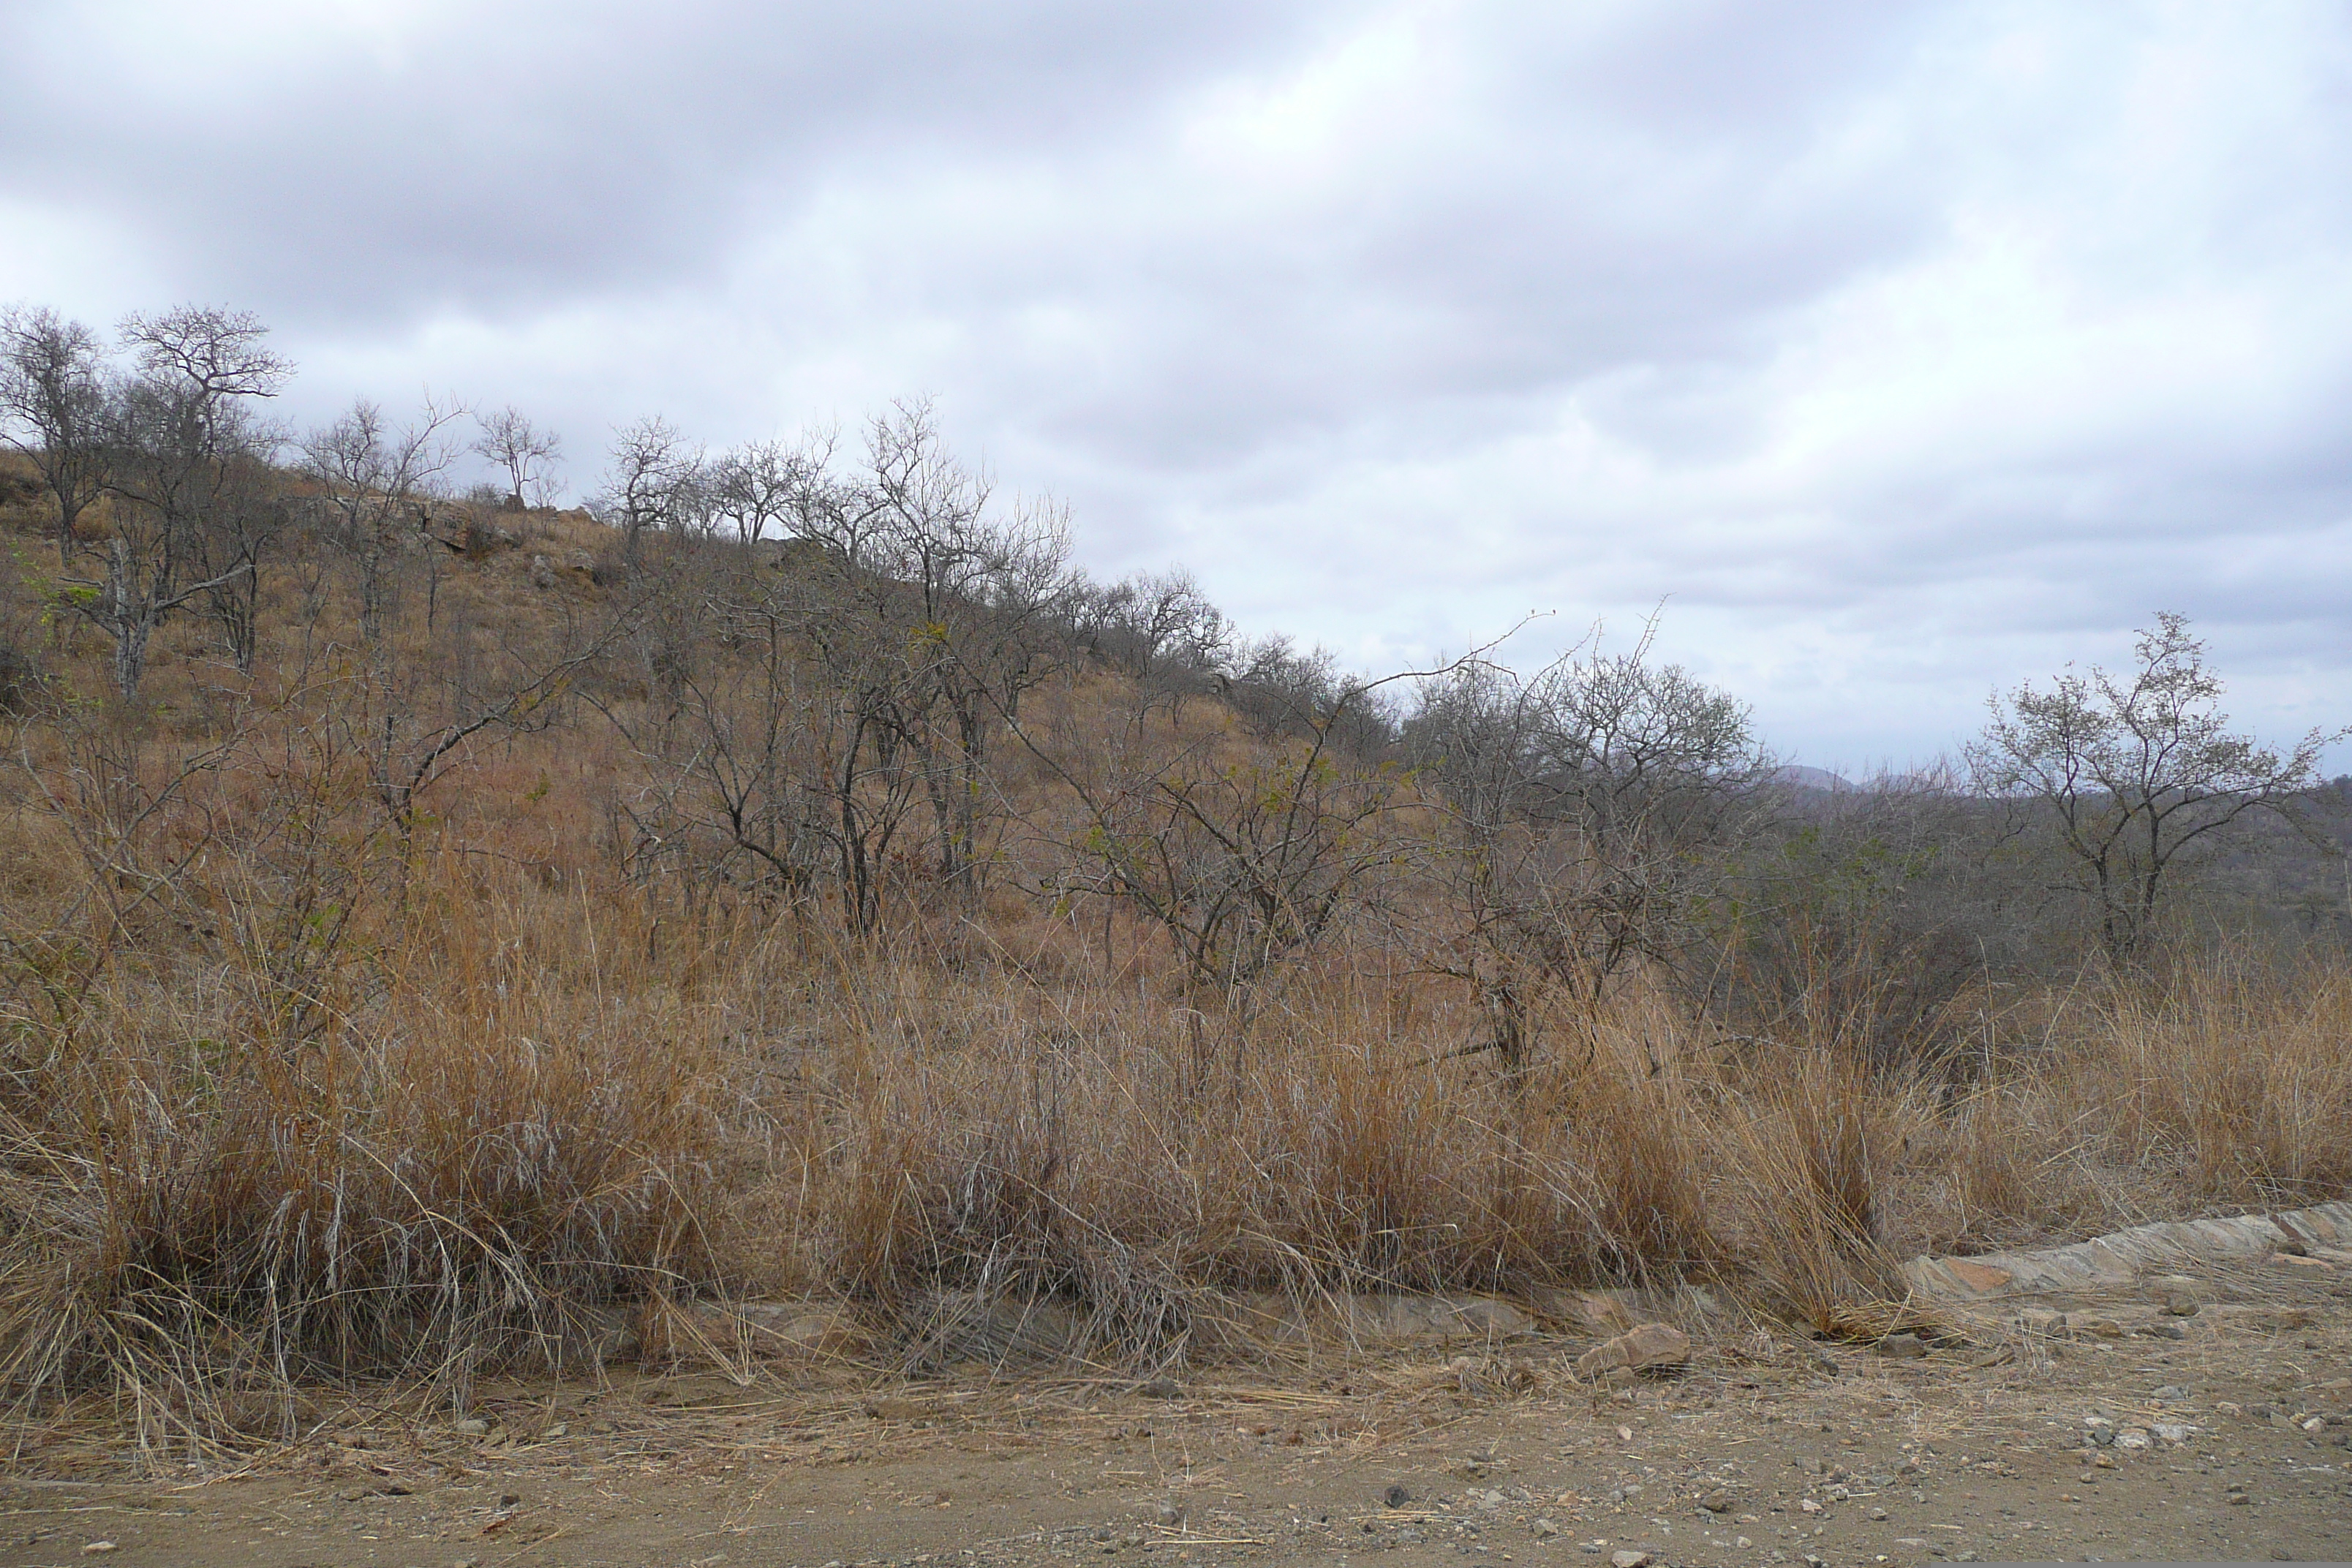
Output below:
[4,1264,2348,1567]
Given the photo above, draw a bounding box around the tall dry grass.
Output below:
[10,833,2348,1452]
[4,491,2348,1460]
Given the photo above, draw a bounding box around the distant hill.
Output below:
[1772,764,1853,792]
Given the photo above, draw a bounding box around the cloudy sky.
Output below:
[5,0,2350,771]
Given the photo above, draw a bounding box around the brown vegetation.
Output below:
[0,336,2347,1466]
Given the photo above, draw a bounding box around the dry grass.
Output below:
[1,489,2345,1464]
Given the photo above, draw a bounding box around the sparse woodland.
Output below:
[4,305,2351,1458]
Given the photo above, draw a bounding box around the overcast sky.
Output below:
[6,0,2350,772]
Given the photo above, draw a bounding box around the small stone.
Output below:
[1801,1497,1824,1514]
[2113,1428,2151,1450]
[1869,1507,1889,1521]
[1894,1541,1929,1551]
[1533,1517,1562,1538]
[1610,1551,1655,1568]
[80,1546,116,1558]
[1577,1322,1692,1379]
[2228,1492,2251,1506]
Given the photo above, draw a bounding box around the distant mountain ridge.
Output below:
[1772,764,1853,792]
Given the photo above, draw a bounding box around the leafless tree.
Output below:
[708,438,807,549]
[94,306,295,676]
[783,402,1082,904]
[1966,611,2342,961]
[1406,625,1768,1067]
[470,405,562,508]
[1074,567,1231,725]
[597,417,701,565]
[302,396,465,643]
[0,305,110,564]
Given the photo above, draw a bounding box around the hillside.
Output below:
[0,431,2347,1477]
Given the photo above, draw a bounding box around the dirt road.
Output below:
[5,1268,2348,1567]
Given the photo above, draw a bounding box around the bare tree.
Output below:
[597,417,701,565]
[302,396,464,643]
[1074,567,1231,724]
[708,438,807,549]
[0,306,110,564]
[1055,706,1409,1000]
[1965,611,2342,961]
[1406,626,1768,1067]
[101,306,295,675]
[785,402,1082,903]
[470,406,563,508]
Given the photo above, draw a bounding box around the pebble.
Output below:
[1532,1517,1562,1538]
[1610,1551,1655,1568]
[79,1546,116,1558]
